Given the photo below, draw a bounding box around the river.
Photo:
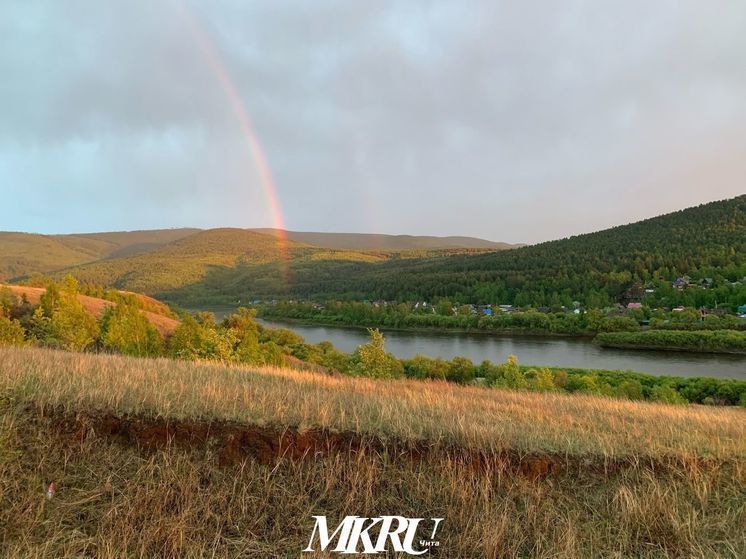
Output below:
[200,309,745,379]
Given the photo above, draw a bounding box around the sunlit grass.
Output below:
[1,346,743,458]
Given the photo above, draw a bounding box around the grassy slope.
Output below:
[250,228,521,250]
[0,347,744,557]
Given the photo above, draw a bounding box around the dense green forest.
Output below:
[164,196,746,310]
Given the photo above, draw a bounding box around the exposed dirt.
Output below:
[36,406,725,482]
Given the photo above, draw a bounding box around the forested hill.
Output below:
[164,195,744,309]
[303,195,745,307]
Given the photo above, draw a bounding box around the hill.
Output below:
[0,346,743,557]
[0,228,199,280]
[58,228,395,298]
[243,195,746,307]
[250,228,521,250]
[55,229,491,306]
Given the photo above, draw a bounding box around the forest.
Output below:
[161,196,746,309]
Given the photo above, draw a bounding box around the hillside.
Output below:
[10,197,744,309]
[0,228,199,280]
[56,229,491,306]
[1,346,743,557]
[140,195,746,308]
[59,228,395,298]
[250,228,520,250]
[242,195,746,306]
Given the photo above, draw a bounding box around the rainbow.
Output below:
[177,2,291,283]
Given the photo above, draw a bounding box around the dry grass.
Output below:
[1,346,745,558]
[1,346,743,459]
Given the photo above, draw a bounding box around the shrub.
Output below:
[446,356,476,384]
[650,385,687,405]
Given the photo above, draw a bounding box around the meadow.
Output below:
[1,346,744,557]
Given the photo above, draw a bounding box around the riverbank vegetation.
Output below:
[1,346,744,557]
[597,329,746,354]
[2,279,745,407]
[258,299,746,335]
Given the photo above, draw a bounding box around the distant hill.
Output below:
[58,228,392,298]
[250,229,521,251]
[0,228,199,280]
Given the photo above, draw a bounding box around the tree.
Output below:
[100,302,163,357]
[169,315,234,361]
[33,277,99,351]
[0,315,25,346]
[446,356,476,383]
[492,355,527,389]
[525,367,555,391]
[351,329,404,379]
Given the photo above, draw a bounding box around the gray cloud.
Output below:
[1,0,744,242]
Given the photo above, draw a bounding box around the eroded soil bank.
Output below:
[38,405,732,481]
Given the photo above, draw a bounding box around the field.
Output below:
[1,346,744,557]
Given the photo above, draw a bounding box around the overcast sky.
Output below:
[1,1,744,243]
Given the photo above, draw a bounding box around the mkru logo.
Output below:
[303,515,443,555]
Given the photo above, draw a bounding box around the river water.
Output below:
[254,319,745,380]
[197,308,745,379]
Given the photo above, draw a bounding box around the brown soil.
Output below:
[41,406,724,482]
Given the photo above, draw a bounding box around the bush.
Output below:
[169,315,235,361]
[446,356,476,384]
[32,277,99,351]
[650,385,687,405]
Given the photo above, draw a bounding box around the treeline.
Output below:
[596,330,746,354]
[2,280,745,406]
[258,301,746,336]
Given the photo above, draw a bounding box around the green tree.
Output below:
[492,355,527,389]
[100,302,163,357]
[446,356,476,383]
[169,315,234,361]
[525,367,555,391]
[351,329,404,379]
[34,277,99,351]
[0,315,25,346]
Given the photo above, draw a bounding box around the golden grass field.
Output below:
[1,346,745,557]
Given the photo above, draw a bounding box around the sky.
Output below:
[1,0,745,244]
